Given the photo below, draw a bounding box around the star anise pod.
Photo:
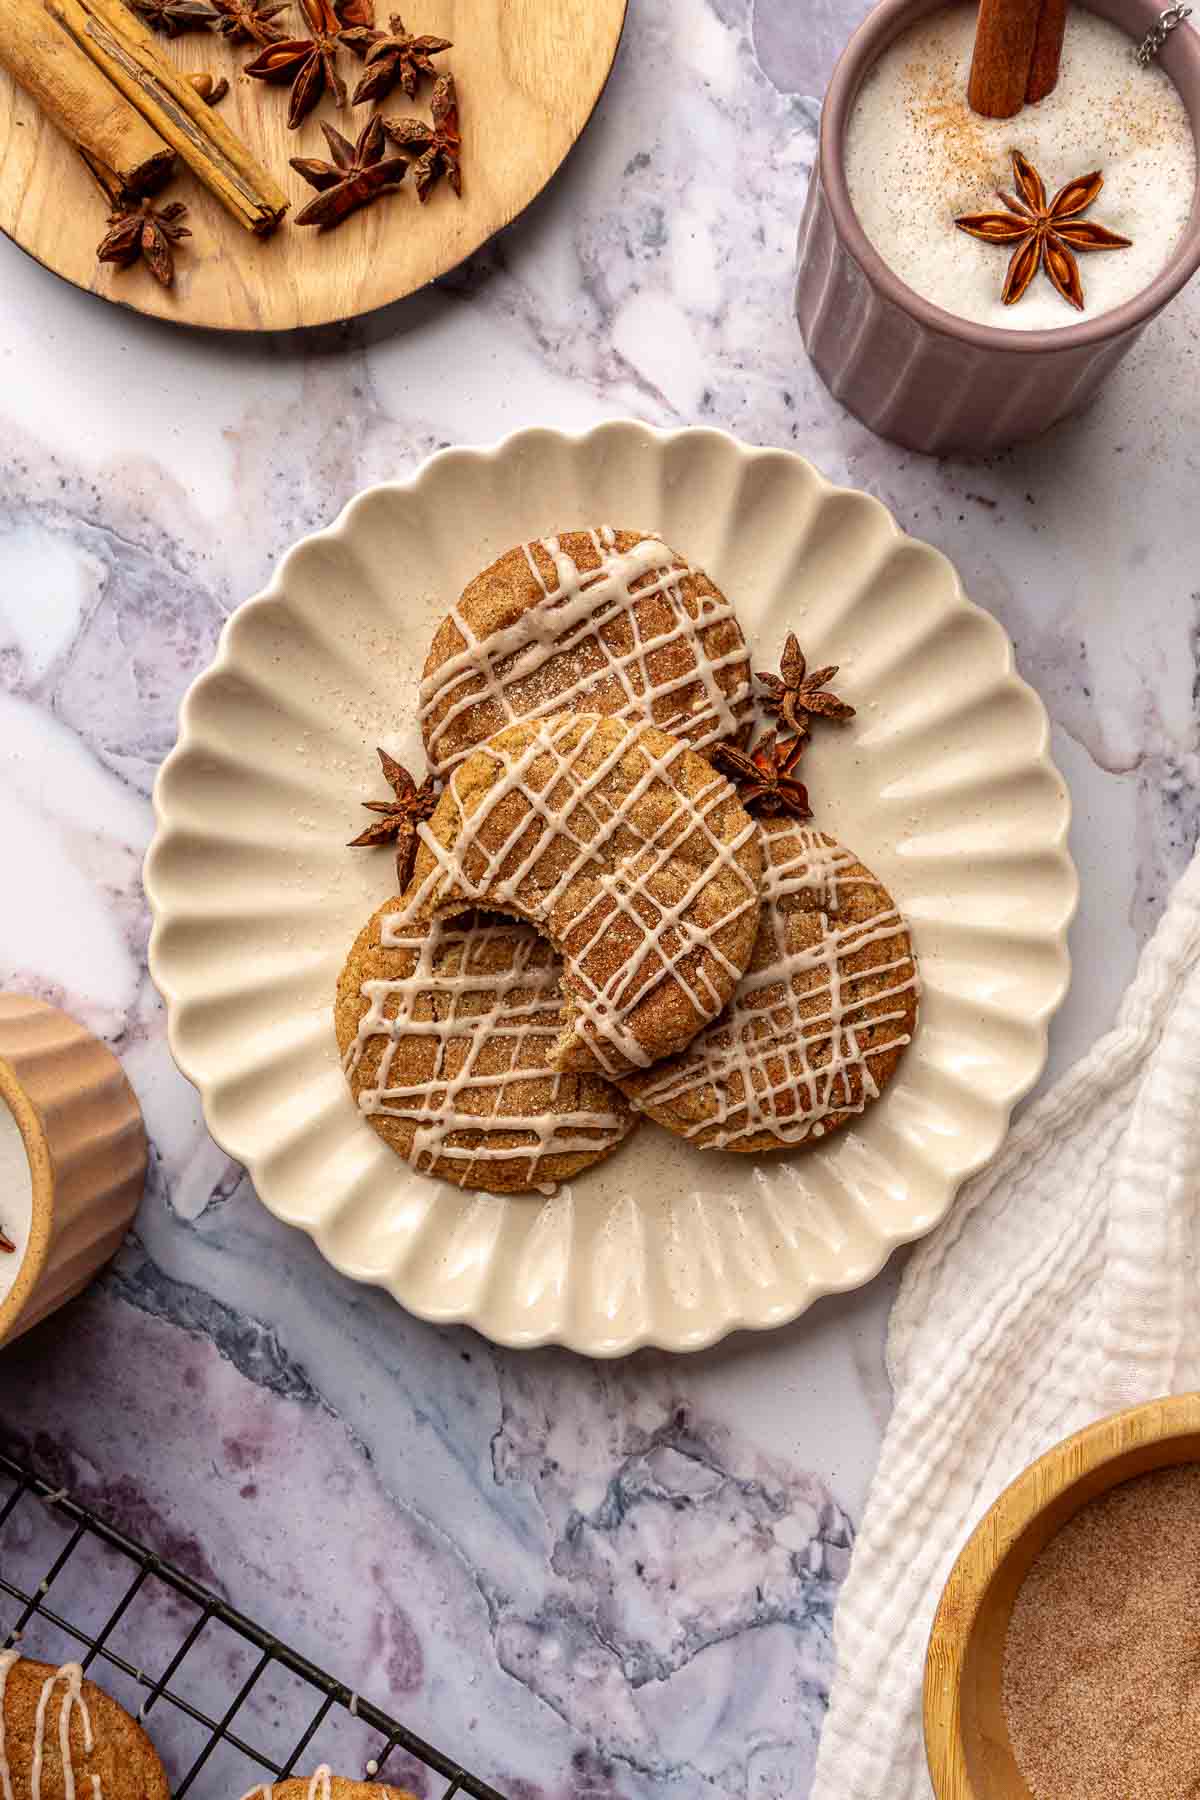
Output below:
[382,73,461,201]
[350,13,451,104]
[756,633,855,741]
[348,747,439,885]
[97,196,191,287]
[245,0,373,129]
[211,0,291,43]
[128,0,219,32]
[712,731,811,820]
[291,115,408,227]
[955,151,1132,312]
[0,1225,14,1255]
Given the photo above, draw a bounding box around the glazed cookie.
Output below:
[336,903,636,1194]
[619,821,919,1150]
[241,1770,416,1799]
[419,527,754,777]
[405,712,764,1079]
[0,1653,170,1799]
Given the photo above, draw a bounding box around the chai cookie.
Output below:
[619,821,919,1150]
[405,712,764,1079]
[420,527,754,778]
[0,1653,170,1799]
[336,902,636,1194]
[241,1771,416,1799]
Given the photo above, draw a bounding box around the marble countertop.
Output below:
[2,0,1198,1792]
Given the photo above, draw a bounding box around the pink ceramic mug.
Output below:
[796,0,1200,454]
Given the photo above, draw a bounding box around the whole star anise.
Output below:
[245,0,373,129]
[348,747,439,885]
[291,115,408,227]
[350,13,451,104]
[382,73,461,200]
[757,634,854,741]
[97,196,191,287]
[128,0,219,32]
[211,0,291,43]
[955,151,1132,312]
[712,731,812,820]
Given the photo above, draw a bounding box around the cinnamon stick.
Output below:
[44,0,288,234]
[0,0,173,195]
[968,0,1042,117]
[1025,0,1069,102]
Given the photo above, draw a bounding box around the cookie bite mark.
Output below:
[405,713,764,1079]
[336,903,635,1195]
[419,527,754,778]
[619,822,919,1151]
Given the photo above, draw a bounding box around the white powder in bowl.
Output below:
[0,1094,32,1306]
[844,3,1196,329]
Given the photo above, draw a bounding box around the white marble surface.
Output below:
[1,0,1198,1793]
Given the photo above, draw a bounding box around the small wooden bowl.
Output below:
[924,1393,1200,1798]
[0,995,147,1349]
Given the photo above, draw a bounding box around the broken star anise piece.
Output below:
[291,115,408,227]
[128,0,219,32]
[382,73,461,200]
[245,0,373,129]
[757,632,855,740]
[0,1225,14,1255]
[955,150,1132,312]
[97,196,191,288]
[348,747,439,886]
[211,0,291,43]
[350,13,451,104]
[712,731,812,820]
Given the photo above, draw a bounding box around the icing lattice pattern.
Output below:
[344,910,631,1194]
[624,827,919,1147]
[419,527,752,775]
[407,713,763,1078]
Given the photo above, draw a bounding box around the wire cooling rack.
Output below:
[0,1449,505,1799]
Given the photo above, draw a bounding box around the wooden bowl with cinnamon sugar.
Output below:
[923,1393,1200,1799]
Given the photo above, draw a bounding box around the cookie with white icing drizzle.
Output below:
[420,527,754,778]
[618,821,919,1150]
[240,1769,415,1799]
[405,712,764,1080]
[336,904,636,1194]
[0,1652,169,1799]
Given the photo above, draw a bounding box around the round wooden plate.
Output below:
[0,0,627,331]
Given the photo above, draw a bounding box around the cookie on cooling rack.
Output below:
[241,1771,416,1799]
[419,527,754,777]
[618,820,919,1150]
[404,712,764,1080]
[336,901,636,1194]
[0,1653,169,1798]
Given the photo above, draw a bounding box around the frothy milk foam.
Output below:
[0,1094,32,1306]
[845,4,1195,330]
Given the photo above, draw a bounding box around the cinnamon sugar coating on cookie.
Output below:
[0,1653,170,1799]
[420,528,753,777]
[335,903,635,1194]
[241,1773,417,1799]
[405,713,764,1079]
[619,821,918,1150]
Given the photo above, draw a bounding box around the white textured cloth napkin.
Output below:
[810,843,1200,1800]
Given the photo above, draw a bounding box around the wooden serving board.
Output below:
[0,0,627,330]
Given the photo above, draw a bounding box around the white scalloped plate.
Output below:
[146,423,1077,1356]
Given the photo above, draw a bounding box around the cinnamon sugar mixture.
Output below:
[1003,1464,1200,1799]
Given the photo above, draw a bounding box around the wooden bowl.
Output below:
[0,995,147,1349]
[924,1393,1200,1798]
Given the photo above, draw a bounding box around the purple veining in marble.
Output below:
[0,0,1198,1792]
